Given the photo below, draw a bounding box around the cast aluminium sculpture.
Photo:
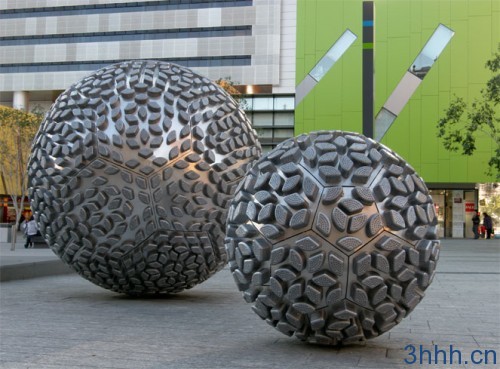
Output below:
[27,60,261,295]
[26,59,438,345]
[225,131,440,345]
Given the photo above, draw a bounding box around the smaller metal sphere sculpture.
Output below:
[28,60,260,295]
[225,131,439,345]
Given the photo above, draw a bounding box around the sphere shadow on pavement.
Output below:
[0,239,498,368]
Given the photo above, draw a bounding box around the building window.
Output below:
[0,56,251,73]
[244,94,295,154]
[0,0,253,19]
[0,26,252,46]
[309,29,357,82]
[409,24,454,80]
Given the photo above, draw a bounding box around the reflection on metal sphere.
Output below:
[225,131,439,345]
[28,60,261,295]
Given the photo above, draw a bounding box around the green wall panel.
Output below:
[437,48,452,93]
[420,163,439,181]
[387,1,411,38]
[468,0,492,16]
[409,1,423,33]
[449,153,470,182]
[342,111,363,133]
[438,0,451,25]
[385,38,412,93]
[449,21,469,89]
[421,0,441,26]
[374,40,388,110]
[468,17,493,84]
[341,49,362,114]
[296,0,499,183]
[437,159,451,182]
[420,66,439,96]
[450,0,468,20]
[407,99,422,167]
[418,97,440,163]
[316,78,342,118]
[493,11,500,50]
[494,0,500,12]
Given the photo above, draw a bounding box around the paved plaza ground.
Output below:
[0,238,499,369]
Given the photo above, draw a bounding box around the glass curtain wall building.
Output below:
[0,0,296,108]
[243,95,295,153]
[0,0,297,222]
[1,0,498,238]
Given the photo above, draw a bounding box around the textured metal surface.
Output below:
[28,60,261,295]
[225,130,439,345]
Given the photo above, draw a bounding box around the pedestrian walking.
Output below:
[472,211,480,239]
[23,216,38,248]
[483,212,494,239]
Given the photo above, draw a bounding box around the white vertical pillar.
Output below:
[13,91,29,111]
[452,190,465,238]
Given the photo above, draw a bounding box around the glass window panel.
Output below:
[261,145,275,155]
[274,128,294,139]
[274,96,294,110]
[309,29,357,82]
[409,24,454,79]
[251,113,273,127]
[374,107,397,141]
[310,58,334,82]
[0,26,251,45]
[255,128,273,138]
[0,56,251,74]
[238,98,250,111]
[240,96,253,110]
[241,97,252,111]
[274,113,294,127]
[252,97,273,110]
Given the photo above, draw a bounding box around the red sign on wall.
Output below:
[465,202,476,212]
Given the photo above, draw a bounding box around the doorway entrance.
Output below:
[429,189,477,238]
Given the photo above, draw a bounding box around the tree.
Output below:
[479,183,500,229]
[215,77,248,109]
[436,45,500,180]
[0,106,42,249]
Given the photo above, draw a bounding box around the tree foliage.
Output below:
[215,77,247,108]
[0,106,42,242]
[479,183,500,227]
[437,45,500,180]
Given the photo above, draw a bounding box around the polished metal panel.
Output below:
[225,131,439,345]
[295,74,317,106]
[409,24,455,80]
[374,107,397,141]
[295,29,357,107]
[309,29,357,82]
[28,60,261,295]
[383,71,422,116]
[374,24,454,140]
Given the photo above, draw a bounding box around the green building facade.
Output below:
[295,0,499,238]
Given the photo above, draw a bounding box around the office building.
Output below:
[1,0,498,237]
[295,0,499,238]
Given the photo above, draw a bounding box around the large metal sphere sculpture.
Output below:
[28,60,260,295]
[225,131,439,345]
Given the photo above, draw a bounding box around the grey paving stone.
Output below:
[0,239,498,369]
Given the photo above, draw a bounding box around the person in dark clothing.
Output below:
[472,211,480,239]
[483,213,493,239]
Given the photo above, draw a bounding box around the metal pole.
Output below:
[362,1,374,138]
